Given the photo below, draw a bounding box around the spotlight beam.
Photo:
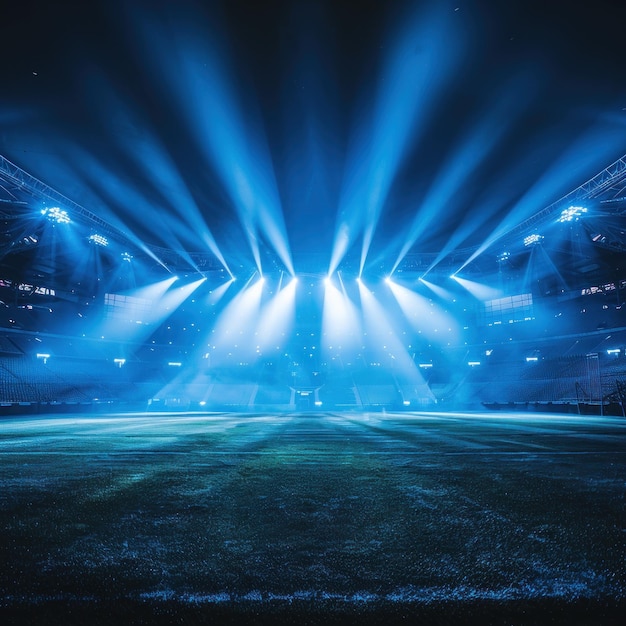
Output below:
[329,3,464,277]
[129,9,293,276]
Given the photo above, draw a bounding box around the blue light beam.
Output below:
[210,275,266,363]
[321,277,362,356]
[357,279,435,399]
[330,3,464,276]
[131,7,294,275]
[256,277,298,352]
[387,278,459,343]
[451,275,502,301]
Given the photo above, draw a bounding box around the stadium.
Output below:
[2,152,626,416]
[1,1,626,623]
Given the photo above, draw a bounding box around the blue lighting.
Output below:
[558,206,588,222]
[523,233,543,247]
[88,233,109,247]
[41,207,70,224]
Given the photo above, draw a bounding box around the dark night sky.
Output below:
[2,0,626,270]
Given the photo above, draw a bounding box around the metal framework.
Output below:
[397,152,626,271]
[0,154,224,270]
[0,155,116,233]
[497,153,626,241]
[3,151,626,274]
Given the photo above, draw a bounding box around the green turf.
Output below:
[1,412,625,624]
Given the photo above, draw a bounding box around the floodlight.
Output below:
[121,252,133,262]
[558,206,587,223]
[41,207,70,224]
[523,233,543,247]
[88,233,108,247]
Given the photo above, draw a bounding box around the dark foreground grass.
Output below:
[1,411,625,624]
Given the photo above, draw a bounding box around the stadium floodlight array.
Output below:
[88,233,109,247]
[558,205,588,222]
[523,233,544,247]
[41,206,70,224]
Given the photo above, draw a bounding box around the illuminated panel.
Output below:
[483,294,534,326]
[105,293,153,323]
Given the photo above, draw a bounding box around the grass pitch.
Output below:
[1,411,625,624]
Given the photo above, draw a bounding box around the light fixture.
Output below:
[41,207,70,224]
[558,206,587,223]
[88,233,109,247]
[523,233,543,247]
